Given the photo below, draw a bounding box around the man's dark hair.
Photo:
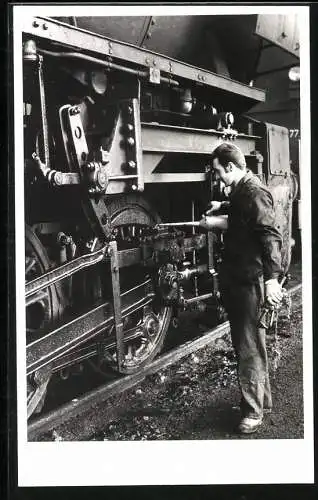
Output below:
[211,143,246,170]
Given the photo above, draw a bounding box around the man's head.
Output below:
[210,143,246,186]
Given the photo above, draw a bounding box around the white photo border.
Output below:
[14,3,313,486]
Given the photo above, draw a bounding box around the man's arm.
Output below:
[250,188,284,305]
[199,214,228,231]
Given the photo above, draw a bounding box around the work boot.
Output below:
[237,416,263,434]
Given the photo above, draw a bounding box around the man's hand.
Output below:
[199,215,212,230]
[265,278,284,306]
[205,201,222,216]
[199,215,228,231]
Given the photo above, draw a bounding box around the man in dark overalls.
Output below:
[200,143,284,434]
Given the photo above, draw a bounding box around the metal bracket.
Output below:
[108,240,125,371]
[265,123,290,175]
[63,106,109,194]
[117,98,144,191]
[149,67,161,84]
[64,105,89,176]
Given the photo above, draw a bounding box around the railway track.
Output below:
[28,283,302,441]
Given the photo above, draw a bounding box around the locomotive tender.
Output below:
[22,15,296,418]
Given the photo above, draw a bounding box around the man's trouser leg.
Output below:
[222,277,272,419]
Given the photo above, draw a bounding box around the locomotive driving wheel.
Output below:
[90,195,172,375]
[25,225,59,418]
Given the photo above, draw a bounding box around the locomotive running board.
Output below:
[27,279,154,376]
[22,16,265,104]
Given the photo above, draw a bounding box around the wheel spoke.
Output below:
[26,290,48,307]
[25,257,37,275]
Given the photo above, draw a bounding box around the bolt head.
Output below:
[43,23,48,30]
[131,184,138,191]
[54,172,63,185]
[127,137,135,147]
[127,160,136,169]
[97,171,107,188]
[32,20,39,28]
[127,106,133,114]
[87,162,96,172]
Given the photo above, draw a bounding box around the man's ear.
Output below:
[225,162,234,172]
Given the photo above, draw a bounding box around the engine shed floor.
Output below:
[91,261,305,441]
[33,261,305,443]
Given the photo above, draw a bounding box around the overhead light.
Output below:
[288,66,300,82]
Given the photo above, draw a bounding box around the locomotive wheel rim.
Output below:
[25,225,59,418]
[95,195,172,375]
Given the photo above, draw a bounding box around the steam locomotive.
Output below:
[22,15,297,418]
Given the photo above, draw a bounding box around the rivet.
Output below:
[131,184,138,191]
[127,160,136,169]
[43,23,48,30]
[127,137,135,147]
[153,59,157,66]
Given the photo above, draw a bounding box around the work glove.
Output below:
[265,278,284,306]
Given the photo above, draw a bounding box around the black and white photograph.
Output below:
[12,3,313,486]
